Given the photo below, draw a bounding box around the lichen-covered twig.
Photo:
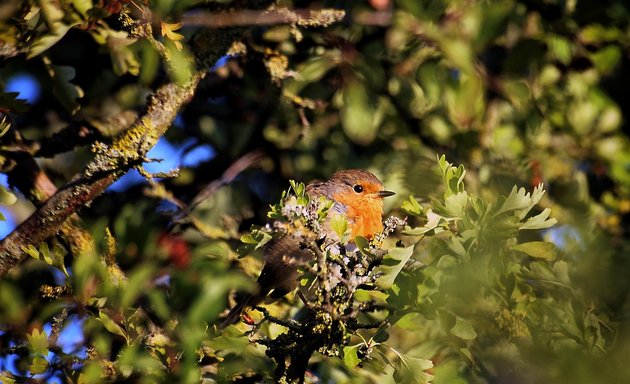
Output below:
[182,8,345,29]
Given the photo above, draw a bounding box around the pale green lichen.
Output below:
[83,78,200,179]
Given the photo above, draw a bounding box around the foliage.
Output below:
[1,0,630,383]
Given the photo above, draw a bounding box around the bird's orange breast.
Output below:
[331,192,384,239]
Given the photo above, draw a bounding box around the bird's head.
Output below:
[320,169,395,239]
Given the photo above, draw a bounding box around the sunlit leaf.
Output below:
[28,24,72,59]
[27,328,49,355]
[161,21,185,51]
[330,213,348,241]
[29,356,49,375]
[0,185,17,205]
[520,208,557,230]
[343,345,361,368]
[401,195,423,216]
[511,241,557,260]
[376,245,415,289]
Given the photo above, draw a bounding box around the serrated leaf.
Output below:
[495,186,531,217]
[161,21,184,51]
[401,195,423,216]
[22,244,40,259]
[520,208,557,230]
[391,349,434,384]
[443,192,469,217]
[450,318,477,340]
[343,345,361,368]
[511,241,557,260]
[438,155,466,198]
[376,245,415,289]
[29,356,48,375]
[27,328,49,355]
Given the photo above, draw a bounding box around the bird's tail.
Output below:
[221,292,262,328]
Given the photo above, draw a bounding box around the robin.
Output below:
[221,169,395,327]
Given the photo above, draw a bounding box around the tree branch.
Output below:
[182,8,345,28]
[0,77,202,277]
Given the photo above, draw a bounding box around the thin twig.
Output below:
[182,8,346,29]
[188,150,264,210]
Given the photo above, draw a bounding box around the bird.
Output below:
[221,169,395,327]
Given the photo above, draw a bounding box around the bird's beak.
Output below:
[377,190,395,198]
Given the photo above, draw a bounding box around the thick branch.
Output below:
[0,77,201,277]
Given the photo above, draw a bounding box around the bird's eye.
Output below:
[353,185,363,193]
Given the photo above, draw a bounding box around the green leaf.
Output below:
[376,245,415,289]
[51,243,70,276]
[343,345,361,368]
[511,241,557,261]
[0,371,17,384]
[401,195,423,216]
[520,208,557,230]
[591,45,622,75]
[438,155,466,198]
[70,0,92,18]
[98,311,129,342]
[330,213,348,240]
[439,37,474,74]
[495,186,531,217]
[43,57,84,114]
[284,52,340,95]
[164,39,194,85]
[29,356,49,375]
[22,244,40,259]
[340,78,384,145]
[121,265,156,308]
[27,328,49,355]
[0,185,17,206]
[391,348,434,384]
[39,242,53,264]
[106,30,140,76]
[450,318,477,340]
[28,24,72,59]
[443,192,469,217]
